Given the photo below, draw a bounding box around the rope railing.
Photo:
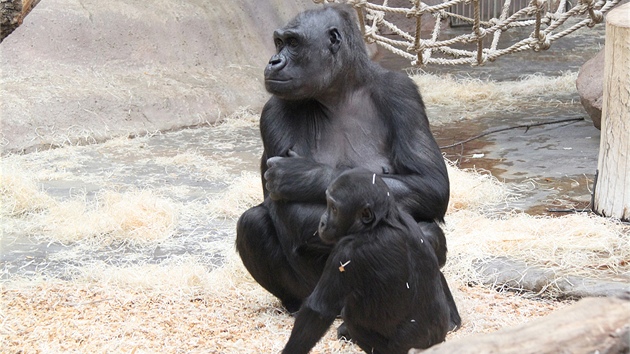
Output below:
[314,0,621,66]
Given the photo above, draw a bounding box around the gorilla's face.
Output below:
[264,8,344,100]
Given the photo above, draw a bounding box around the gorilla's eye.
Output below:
[287,37,299,48]
[274,38,283,48]
[331,205,338,214]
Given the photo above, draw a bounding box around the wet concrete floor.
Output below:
[1,125,263,279]
[380,23,606,214]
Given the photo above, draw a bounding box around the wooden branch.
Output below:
[439,117,584,150]
[411,296,630,354]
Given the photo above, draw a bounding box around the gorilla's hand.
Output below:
[264,150,334,202]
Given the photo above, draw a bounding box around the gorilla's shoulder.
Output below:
[372,68,419,95]
[368,67,422,105]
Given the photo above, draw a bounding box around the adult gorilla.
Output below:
[236,4,459,328]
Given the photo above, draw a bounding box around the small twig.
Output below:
[547,208,592,213]
[338,260,351,272]
[65,298,112,307]
[440,117,585,149]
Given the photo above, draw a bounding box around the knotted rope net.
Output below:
[314,0,622,66]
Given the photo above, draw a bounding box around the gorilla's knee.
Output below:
[419,221,447,267]
[236,205,270,253]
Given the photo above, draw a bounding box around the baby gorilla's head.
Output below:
[318,168,393,243]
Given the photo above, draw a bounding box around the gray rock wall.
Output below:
[0,0,314,154]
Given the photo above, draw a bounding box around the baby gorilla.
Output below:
[282,169,451,354]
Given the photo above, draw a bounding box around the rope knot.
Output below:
[530,32,551,51]
[364,28,378,43]
[476,27,488,39]
[471,53,488,66]
[407,0,423,18]
[588,10,604,27]
[407,42,425,53]
[348,0,368,9]
[367,10,385,25]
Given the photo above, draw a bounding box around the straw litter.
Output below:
[413,72,579,123]
[1,82,629,352]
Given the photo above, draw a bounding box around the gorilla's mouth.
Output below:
[265,79,292,83]
[317,231,337,245]
[265,79,294,94]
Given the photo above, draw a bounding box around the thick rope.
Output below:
[315,0,621,66]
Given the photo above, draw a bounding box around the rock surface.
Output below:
[0,0,314,154]
[1,0,22,41]
[576,48,604,130]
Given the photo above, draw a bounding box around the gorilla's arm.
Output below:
[264,150,335,202]
[382,159,449,222]
[282,245,349,354]
[282,306,334,354]
[376,72,450,222]
[259,98,336,203]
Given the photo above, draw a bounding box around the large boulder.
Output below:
[576,48,604,130]
[0,0,314,154]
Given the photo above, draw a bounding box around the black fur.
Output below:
[283,170,450,354]
[235,4,460,328]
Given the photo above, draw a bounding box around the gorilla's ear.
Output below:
[360,206,374,225]
[329,28,342,54]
